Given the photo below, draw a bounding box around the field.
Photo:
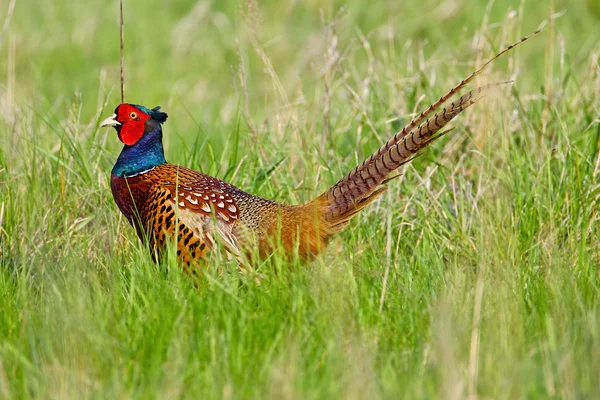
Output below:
[1,0,599,398]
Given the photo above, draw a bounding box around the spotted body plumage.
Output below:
[111,163,283,268]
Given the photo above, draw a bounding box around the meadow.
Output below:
[1,0,599,398]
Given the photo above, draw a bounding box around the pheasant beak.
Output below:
[100,114,121,128]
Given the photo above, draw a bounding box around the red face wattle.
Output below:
[113,104,152,146]
[100,104,152,146]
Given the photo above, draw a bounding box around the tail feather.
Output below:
[310,29,544,228]
[285,29,543,258]
[316,82,505,225]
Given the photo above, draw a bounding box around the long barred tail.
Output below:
[317,83,502,227]
[313,29,542,229]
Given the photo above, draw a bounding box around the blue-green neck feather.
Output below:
[112,125,167,177]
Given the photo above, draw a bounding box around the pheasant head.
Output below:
[102,104,169,177]
[101,104,168,145]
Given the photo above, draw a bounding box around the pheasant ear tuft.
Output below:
[149,106,168,124]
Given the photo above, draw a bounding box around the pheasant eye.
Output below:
[129,111,138,119]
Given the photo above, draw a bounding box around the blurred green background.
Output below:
[5,0,598,126]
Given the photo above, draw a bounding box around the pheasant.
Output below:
[102,31,539,271]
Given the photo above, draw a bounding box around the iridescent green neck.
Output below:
[112,125,167,177]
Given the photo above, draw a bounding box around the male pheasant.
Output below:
[102,32,539,270]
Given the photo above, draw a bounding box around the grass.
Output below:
[1,0,600,398]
